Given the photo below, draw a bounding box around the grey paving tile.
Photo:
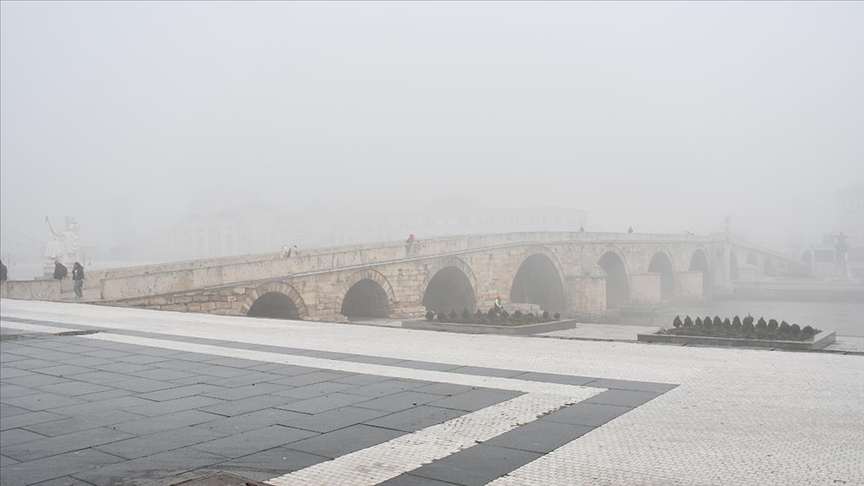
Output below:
[330,373,394,386]
[64,370,131,385]
[4,373,70,388]
[513,371,595,386]
[192,424,317,458]
[132,346,186,357]
[30,476,94,486]
[343,379,430,398]
[280,406,391,433]
[427,389,522,412]
[191,366,255,379]
[5,358,62,370]
[364,405,469,433]
[76,389,135,402]
[3,392,86,411]
[137,383,224,402]
[378,474,464,486]
[23,410,145,436]
[95,425,228,459]
[81,349,131,359]
[0,352,28,363]
[115,354,172,365]
[584,378,678,393]
[202,382,286,401]
[540,402,633,427]
[109,377,181,393]
[113,409,224,435]
[91,362,155,374]
[245,363,318,376]
[204,372,285,388]
[0,410,67,431]
[201,357,264,368]
[123,395,226,417]
[0,453,19,467]
[0,403,30,417]
[71,447,227,486]
[193,408,310,435]
[36,381,112,397]
[292,350,352,360]
[166,351,222,362]
[170,376,213,386]
[412,383,477,396]
[409,444,542,486]
[198,394,300,417]
[3,426,134,461]
[583,389,662,407]
[447,366,526,378]
[49,395,155,416]
[0,384,43,399]
[277,392,373,414]
[132,367,200,381]
[60,356,115,367]
[0,428,48,447]
[0,449,124,486]
[268,371,351,387]
[152,359,213,371]
[354,391,443,413]
[482,419,594,453]
[215,446,329,475]
[337,355,405,365]
[1,367,34,379]
[272,381,358,400]
[285,424,405,459]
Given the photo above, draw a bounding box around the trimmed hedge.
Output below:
[660,315,820,341]
[425,308,562,326]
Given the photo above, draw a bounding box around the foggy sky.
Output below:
[2,1,863,253]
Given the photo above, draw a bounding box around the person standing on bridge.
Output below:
[494,296,503,315]
[72,262,84,298]
[628,226,634,234]
[53,260,67,280]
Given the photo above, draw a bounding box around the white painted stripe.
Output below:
[0,321,605,396]
[265,393,577,486]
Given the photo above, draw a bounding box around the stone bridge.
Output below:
[76,232,802,322]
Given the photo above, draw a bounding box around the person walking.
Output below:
[53,260,67,280]
[72,262,84,298]
[494,296,503,315]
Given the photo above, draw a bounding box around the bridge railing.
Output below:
[99,231,713,301]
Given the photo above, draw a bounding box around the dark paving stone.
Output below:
[411,383,477,396]
[215,446,330,476]
[192,366,256,379]
[109,377,182,393]
[30,476,94,486]
[268,371,351,388]
[337,355,406,365]
[330,373,394,386]
[409,444,542,486]
[378,473,464,486]
[4,374,70,388]
[355,391,444,413]
[90,361,155,374]
[3,426,135,461]
[277,392,373,414]
[172,376,215,386]
[584,378,678,393]
[113,409,224,435]
[247,364,319,376]
[482,419,594,453]
[71,447,228,486]
[167,352,223,362]
[138,383,225,402]
[427,389,522,412]
[285,424,405,459]
[152,359,212,371]
[390,360,463,372]
[0,384,43,399]
[0,428,48,447]
[95,425,228,459]
[204,372,285,388]
[203,383,287,401]
[364,405,469,433]
[81,349,131,359]
[192,424,318,458]
[540,402,634,427]
[513,371,595,386]
[60,356,115,367]
[115,354,172,365]
[199,394,300,417]
[123,395,226,417]
[447,366,526,378]
[49,395,158,416]
[131,367,199,381]
[3,392,86,411]
[0,403,30,417]
[583,389,662,407]
[280,406,391,433]
[343,379,430,398]
[36,381,112,397]
[292,350,351,360]
[65,370,132,385]
[76,389,135,402]
[201,357,264,368]
[0,411,67,431]
[273,381,358,400]
[0,449,124,486]
[23,409,145,436]
[194,408,310,435]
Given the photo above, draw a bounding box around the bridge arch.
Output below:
[598,247,630,309]
[336,269,396,319]
[421,257,477,314]
[509,247,567,313]
[647,248,676,300]
[243,282,308,320]
[690,248,713,292]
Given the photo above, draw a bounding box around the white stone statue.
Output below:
[45,216,81,265]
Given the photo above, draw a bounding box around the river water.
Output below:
[619,300,864,337]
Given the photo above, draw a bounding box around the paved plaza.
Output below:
[0,300,862,485]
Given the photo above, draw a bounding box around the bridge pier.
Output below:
[676,271,704,300]
[629,274,663,304]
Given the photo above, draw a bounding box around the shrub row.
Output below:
[425,308,562,325]
[660,315,820,341]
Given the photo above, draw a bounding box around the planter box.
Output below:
[636,330,836,351]
[403,319,578,335]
